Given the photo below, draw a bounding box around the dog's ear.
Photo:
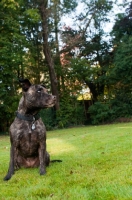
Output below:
[19,79,31,92]
[41,84,47,89]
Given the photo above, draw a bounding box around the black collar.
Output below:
[16,111,40,122]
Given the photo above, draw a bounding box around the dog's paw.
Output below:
[40,170,46,175]
[3,175,11,181]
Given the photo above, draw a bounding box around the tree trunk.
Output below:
[39,0,59,110]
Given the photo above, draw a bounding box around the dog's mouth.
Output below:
[44,102,56,108]
[44,96,56,108]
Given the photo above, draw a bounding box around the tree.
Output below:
[0,0,79,130]
[20,0,46,83]
[0,0,27,131]
[88,1,132,124]
[37,0,78,110]
[108,2,132,116]
[0,0,44,131]
[61,0,114,101]
[37,0,59,110]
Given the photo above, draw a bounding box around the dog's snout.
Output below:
[53,95,56,100]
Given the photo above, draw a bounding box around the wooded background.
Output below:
[0,0,132,132]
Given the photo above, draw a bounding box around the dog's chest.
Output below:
[19,132,41,156]
[11,119,46,156]
[21,131,38,143]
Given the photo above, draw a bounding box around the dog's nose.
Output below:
[53,96,56,100]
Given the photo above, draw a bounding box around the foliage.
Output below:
[1,0,132,131]
[89,91,132,125]
[110,91,132,118]
[1,124,132,199]
[110,36,132,87]
[40,95,86,130]
[88,102,109,124]
[40,108,57,131]
[0,0,46,131]
[86,2,132,125]
[56,95,86,128]
[0,0,25,131]
[61,0,114,102]
[69,58,100,101]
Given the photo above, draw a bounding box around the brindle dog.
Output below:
[4,79,57,181]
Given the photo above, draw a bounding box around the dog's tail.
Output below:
[50,160,62,163]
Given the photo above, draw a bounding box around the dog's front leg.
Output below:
[4,144,15,181]
[39,142,46,175]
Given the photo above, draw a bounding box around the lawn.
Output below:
[0,123,132,200]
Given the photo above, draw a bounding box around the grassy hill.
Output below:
[0,123,132,199]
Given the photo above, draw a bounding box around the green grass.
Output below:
[0,123,132,199]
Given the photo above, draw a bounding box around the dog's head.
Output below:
[19,79,56,109]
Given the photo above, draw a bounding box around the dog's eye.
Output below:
[37,88,42,93]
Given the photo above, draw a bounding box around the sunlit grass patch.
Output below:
[0,123,132,199]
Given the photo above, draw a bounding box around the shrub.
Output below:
[40,108,57,130]
[56,100,85,128]
[88,92,132,125]
[88,102,111,125]
[40,96,86,130]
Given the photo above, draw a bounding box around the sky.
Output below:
[61,0,131,33]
